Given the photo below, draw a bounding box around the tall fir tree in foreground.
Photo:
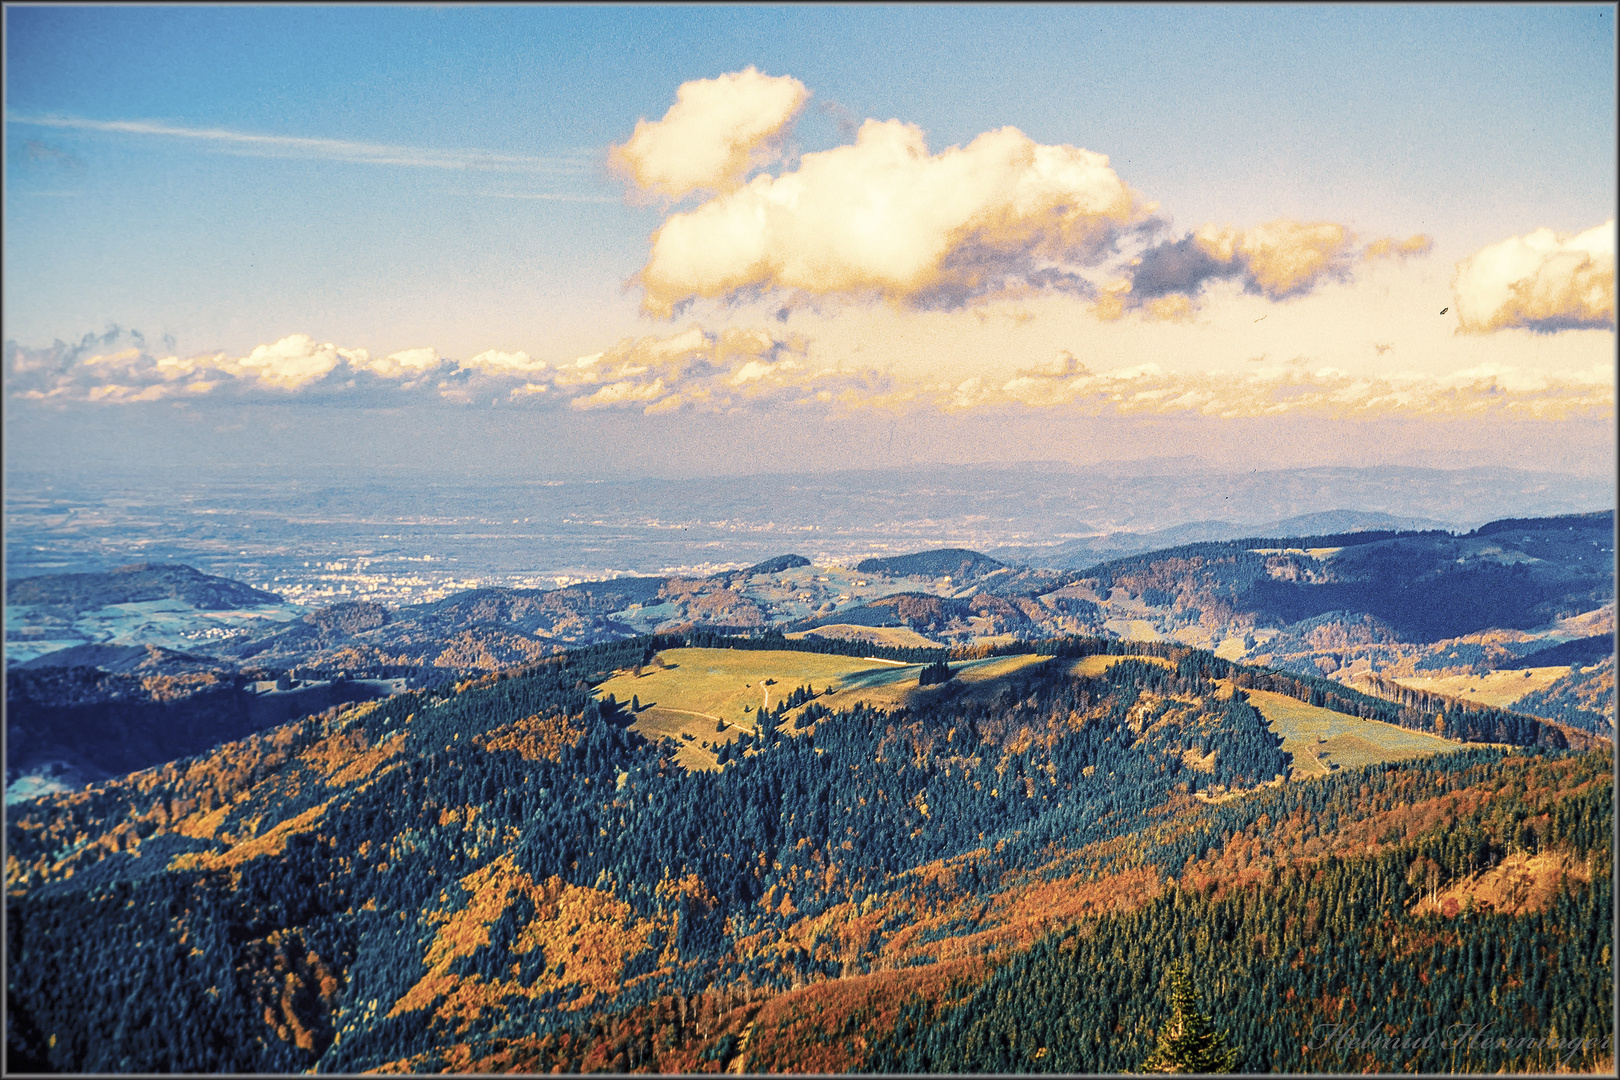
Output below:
[1140,962,1240,1074]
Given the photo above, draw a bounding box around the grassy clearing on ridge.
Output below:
[595,648,924,770]
[1241,686,1464,779]
[1384,666,1574,709]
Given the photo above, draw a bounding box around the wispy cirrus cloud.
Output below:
[7,113,595,177]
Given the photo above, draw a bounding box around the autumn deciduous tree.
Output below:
[1139,962,1239,1074]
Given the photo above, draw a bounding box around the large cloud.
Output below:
[1452,221,1615,333]
[634,118,1146,316]
[617,71,1455,323]
[609,67,809,201]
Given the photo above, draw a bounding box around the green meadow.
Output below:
[1243,687,1465,778]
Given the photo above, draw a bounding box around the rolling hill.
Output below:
[7,512,1611,807]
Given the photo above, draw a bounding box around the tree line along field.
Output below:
[595,648,1057,772]
[601,646,1484,781]
[1383,666,1582,709]
[5,631,1610,1073]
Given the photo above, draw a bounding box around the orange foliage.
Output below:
[139,670,222,703]
[743,959,990,1073]
[432,629,554,672]
[438,804,481,828]
[388,854,675,1031]
[7,701,397,892]
[240,929,341,1052]
[1179,753,1611,901]
[1414,850,1594,918]
[867,863,1163,966]
[473,711,586,763]
[168,799,333,872]
[299,722,408,788]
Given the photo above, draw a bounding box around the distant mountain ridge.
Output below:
[1079,512,1612,643]
[989,509,1459,570]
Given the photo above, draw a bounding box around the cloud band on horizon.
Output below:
[8,325,1610,422]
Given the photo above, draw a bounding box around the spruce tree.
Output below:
[1139,962,1239,1074]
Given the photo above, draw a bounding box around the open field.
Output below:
[1068,653,1175,678]
[596,647,904,727]
[799,652,1056,717]
[600,648,1475,779]
[595,648,927,770]
[597,649,1078,768]
[1101,618,1169,642]
[1240,687,1465,779]
[1382,666,1573,709]
[786,624,941,649]
[620,706,734,772]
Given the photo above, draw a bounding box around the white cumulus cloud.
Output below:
[1452,221,1615,333]
[461,348,547,375]
[354,346,445,380]
[610,67,810,201]
[635,118,1145,316]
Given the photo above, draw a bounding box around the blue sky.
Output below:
[4,4,1615,478]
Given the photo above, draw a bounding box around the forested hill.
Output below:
[5,561,282,611]
[854,548,1006,578]
[6,632,1609,1073]
[1077,511,1613,644]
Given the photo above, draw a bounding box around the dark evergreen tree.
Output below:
[1139,962,1239,1074]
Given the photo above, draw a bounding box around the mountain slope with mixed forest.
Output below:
[6,631,1610,1073]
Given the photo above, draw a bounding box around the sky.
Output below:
[4,4,1616,481]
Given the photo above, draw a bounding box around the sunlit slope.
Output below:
[1242,686,1463,777]
[1069,653,1174,677]
[816,652,1053,715]
[786,625,941,648]
[594,648,920,771]
[593,648,1059,770]
[1386,666,1573,709]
